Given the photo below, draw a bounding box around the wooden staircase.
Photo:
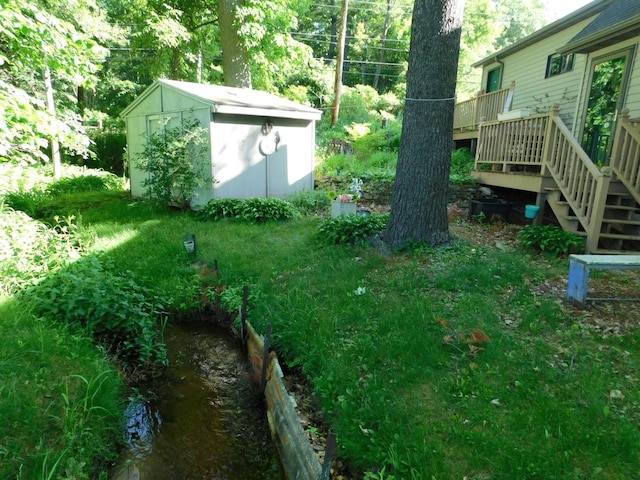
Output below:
[473,107,640,253]
[546,184,640,253]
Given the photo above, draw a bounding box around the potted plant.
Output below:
[329,178,363,217]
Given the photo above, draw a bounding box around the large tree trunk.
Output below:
[217,0,252,88]
[383,0,464,250]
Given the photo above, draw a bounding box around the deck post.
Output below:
[534,191,546,226]
[585,167,611,253]
[609,109,629,173]
[542,104,560,172]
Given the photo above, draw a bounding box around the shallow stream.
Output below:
[113,321,282,479]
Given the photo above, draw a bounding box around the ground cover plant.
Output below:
[0,205,124,479]
[3,166,640,479]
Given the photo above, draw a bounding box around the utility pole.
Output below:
[330,0,349,127]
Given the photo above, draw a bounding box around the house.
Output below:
[122,79,322,208]
[454,0,640,253]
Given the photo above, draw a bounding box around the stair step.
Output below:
[604,205,640,212]
[606,190,635,197]
[598,233,640,241]
[602,218,640,226]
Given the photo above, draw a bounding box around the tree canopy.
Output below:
[0,0,549,166]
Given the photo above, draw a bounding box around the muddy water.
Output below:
[117,322,282,479]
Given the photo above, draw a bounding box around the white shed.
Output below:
[122,79,322,207]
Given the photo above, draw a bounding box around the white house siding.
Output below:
[480,17,597,134]
[625,42,640,118]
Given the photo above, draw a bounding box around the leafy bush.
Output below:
[135,117,210,208]
[285,189,330,215]
[450,147,476,185]
[518,224,585,256]
[318,213,390,245]
[352,121,402,160]
[0,209,80,295]
[23,256,168,369]
[46,173,123,196]
[199,198,244,220]
[199,197,299,222]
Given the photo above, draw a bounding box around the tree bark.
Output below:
[217,0,252,88]
[44,65,61,179]
[383,0,464,250]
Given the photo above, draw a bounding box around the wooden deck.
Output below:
[453,82,515,141]
[464,105,640,253]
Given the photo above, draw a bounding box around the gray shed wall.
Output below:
[125,83,316,207]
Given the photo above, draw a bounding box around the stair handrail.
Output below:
[609,108,640,205]
[543,104,611,253]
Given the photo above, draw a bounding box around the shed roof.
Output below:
[472,0,613,68]
[121,79,322,121]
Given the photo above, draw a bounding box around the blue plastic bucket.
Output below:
[524,204,540,219]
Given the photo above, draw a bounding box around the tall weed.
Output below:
[23,256,168,369]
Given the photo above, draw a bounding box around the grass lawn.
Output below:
[3,185,640,479]
[75,192,640,479]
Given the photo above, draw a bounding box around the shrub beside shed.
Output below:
[122,79,322,208]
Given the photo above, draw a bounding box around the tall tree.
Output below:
[383,0,465,249]
[493,0,545,50]
[217,0,252,87]
[0,0,108,165]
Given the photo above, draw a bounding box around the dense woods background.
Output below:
[1,0,548,170]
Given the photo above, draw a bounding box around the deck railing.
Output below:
[610,108,640,204]
[475,113,548,171]
[543,106,610,253]
[453,82,515,131]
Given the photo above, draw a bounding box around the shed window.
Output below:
[545,53,575,78]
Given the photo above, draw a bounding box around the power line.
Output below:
[290,31,411,45]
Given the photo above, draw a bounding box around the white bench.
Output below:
[567,254,640,304]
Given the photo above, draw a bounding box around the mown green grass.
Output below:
[4,182,640,479]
